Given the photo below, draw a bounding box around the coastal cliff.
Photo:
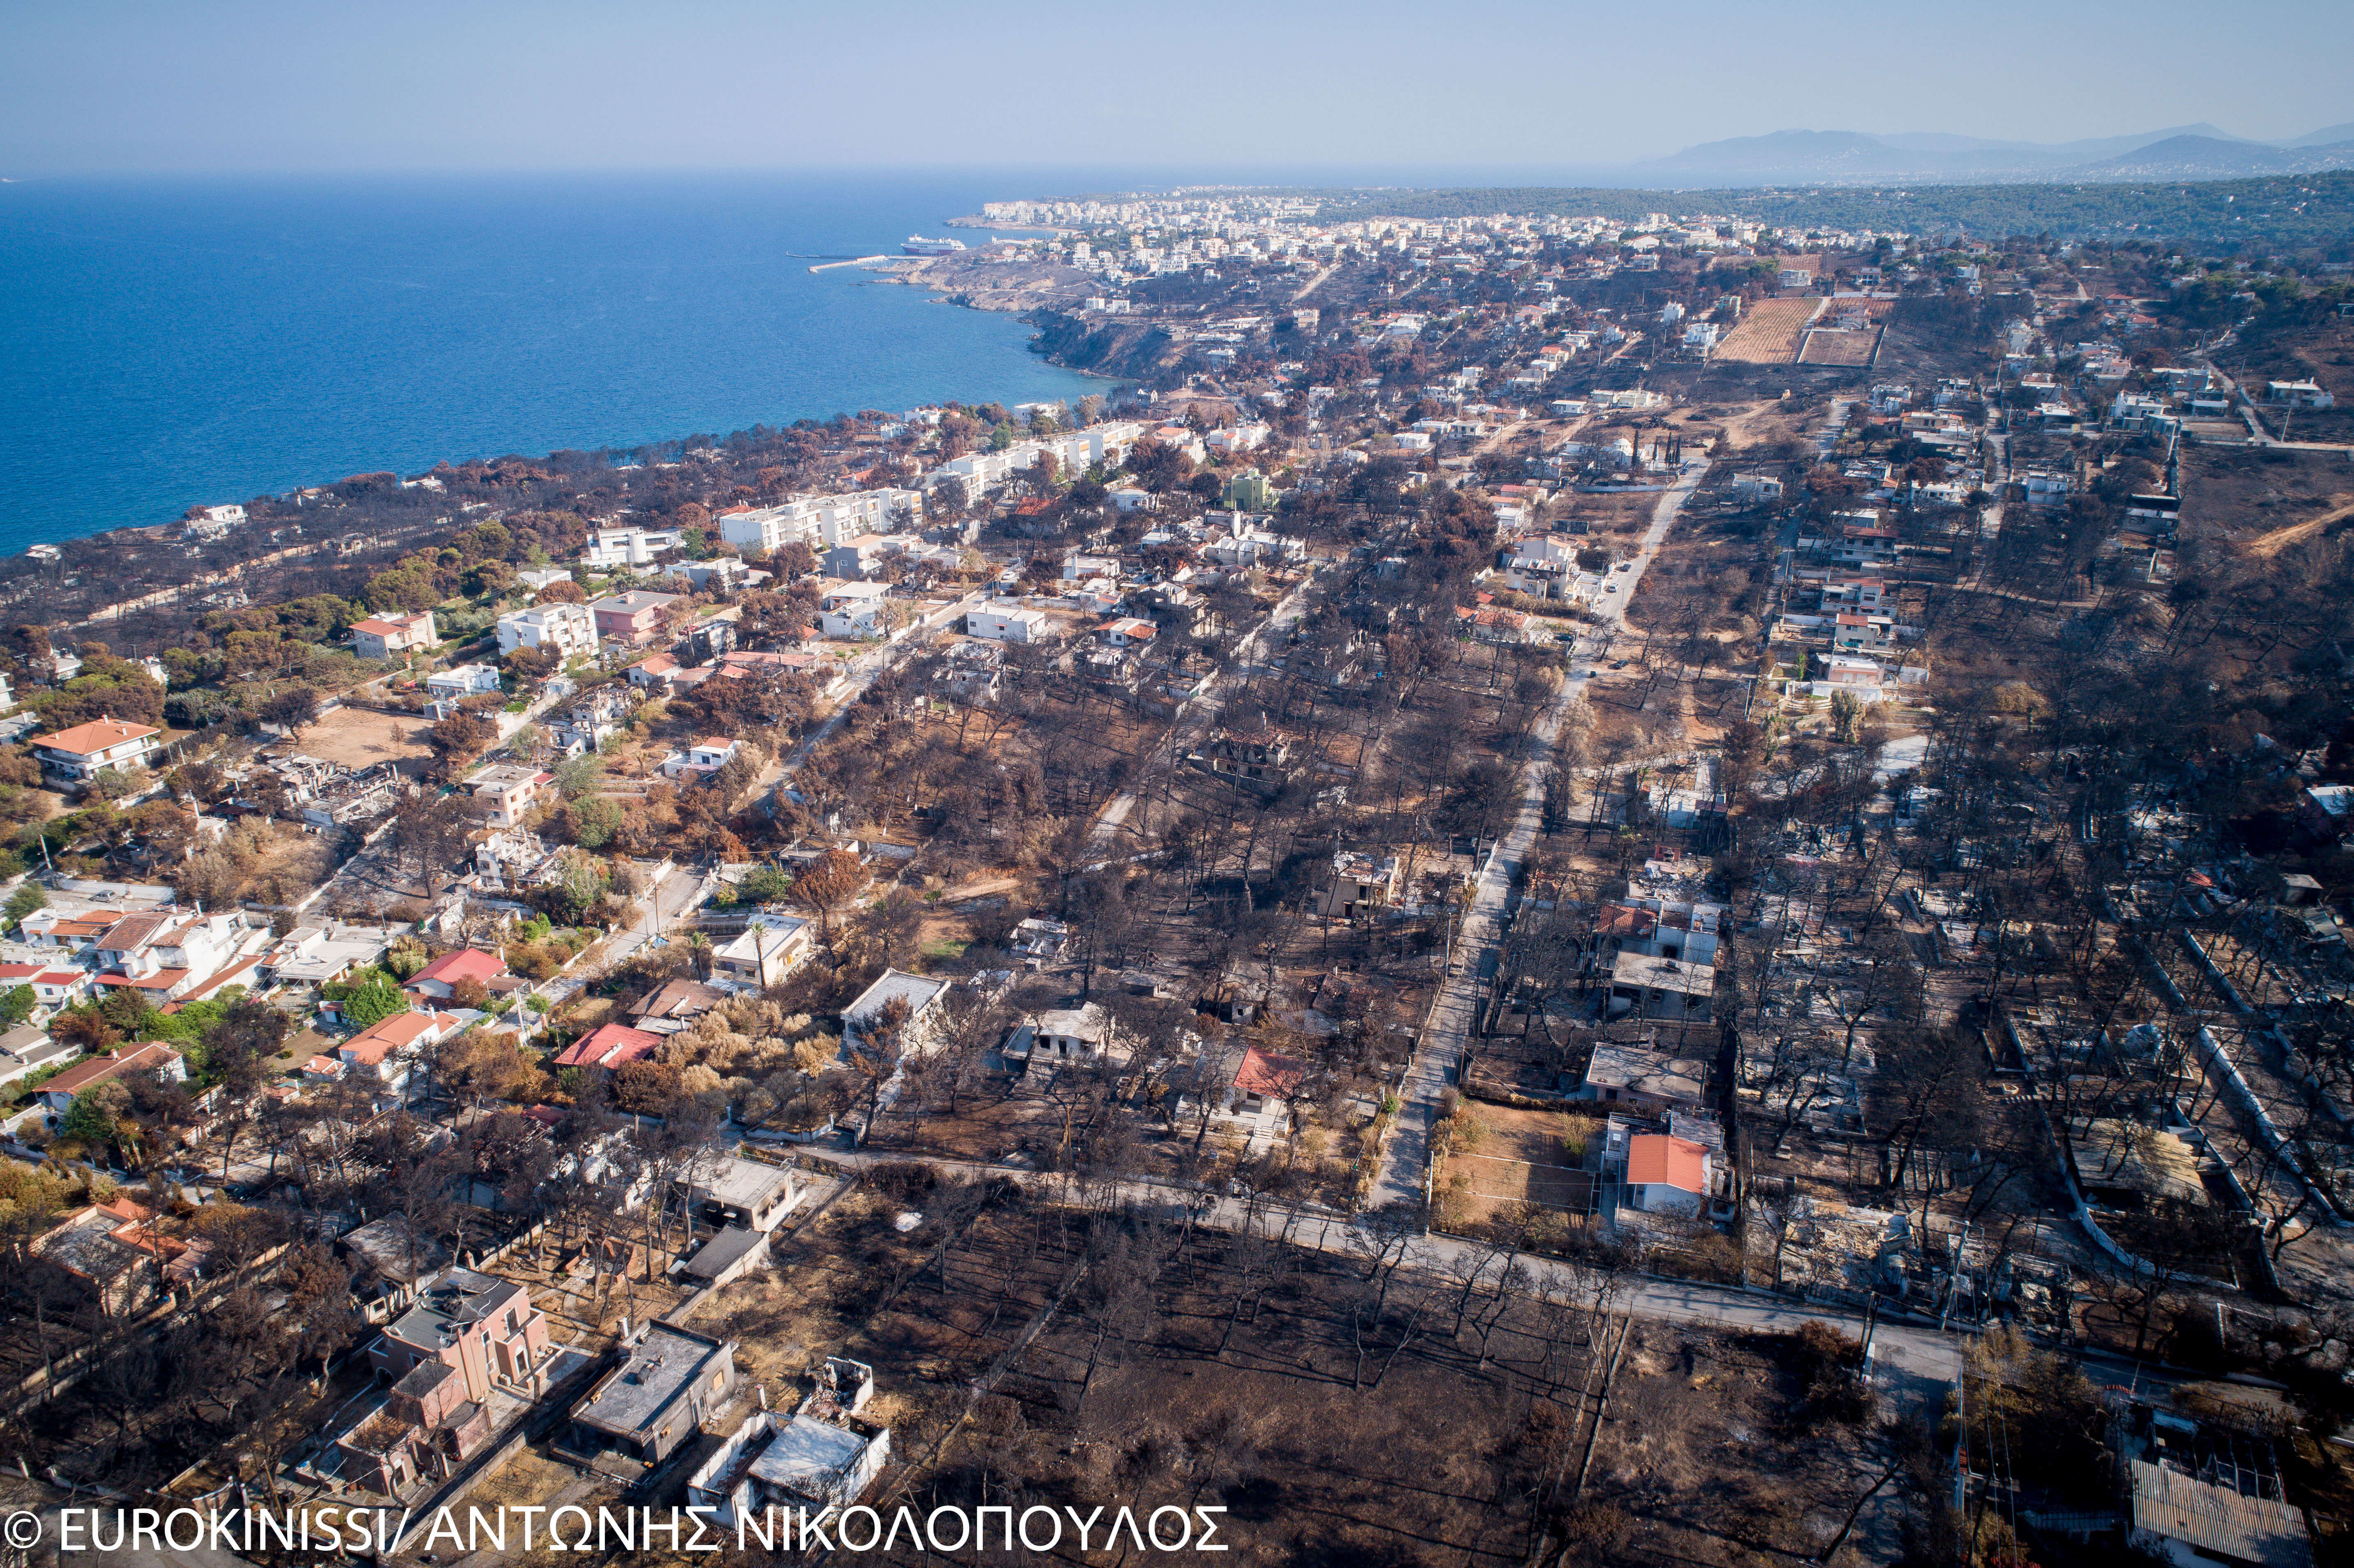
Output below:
[1023,311,1186,382]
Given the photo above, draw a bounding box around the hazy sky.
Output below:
[5,0,2348,177]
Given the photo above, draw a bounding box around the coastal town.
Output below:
[0,190,2352,1568]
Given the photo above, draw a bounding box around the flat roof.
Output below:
[689,1155,797,1213]
[844,968,948,1029]
[572,1324,727,1439]
[749,1415,869,1498]
[682,1226,767,1280]
[1609,950,1716,998]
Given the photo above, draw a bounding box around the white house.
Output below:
[966,606,1050,643]
[1502,534,1582,599]
[842,969,950,1062]
[32,717,162,784]
[426,663,502,698]
[712,913,813,989]
[37,1043,187,1118]
[662,736,742,783]
[817,581,889,640]
[1625,1133,1711,1215]
[581,526,683,568]
[1202,423,1270,459]
[497,602,599,659]
[336,1010,463,1094]
[1820,654,1890,689]
[1096,617,1157,650]
[1029,1002,1113,1064]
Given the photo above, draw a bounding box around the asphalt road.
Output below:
[816,1144,1976,1386]
[1368,458,1712,1213]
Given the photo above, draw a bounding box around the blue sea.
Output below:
[0,170,1124,553]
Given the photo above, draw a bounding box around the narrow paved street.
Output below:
[1369,460,1711,1211]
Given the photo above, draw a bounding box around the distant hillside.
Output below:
[2066,134,2354,181]
[2287,121,2354,148]
[1620,122,2354,186]
[1313,170,2354,251]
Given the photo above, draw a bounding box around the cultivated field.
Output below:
[298,704,437,772]
[1714,298,1822,365]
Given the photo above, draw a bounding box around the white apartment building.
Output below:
[925,422,1145,493]
[718,489,924,554]
[496,601,599,659]
[582,526,684,568]
[1501,534,1580,598]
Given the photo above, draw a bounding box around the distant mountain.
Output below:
[1626,122,2354,187]
[2063,134,2354,181]
[1633,130,1928,183]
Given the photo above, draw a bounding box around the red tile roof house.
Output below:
[31,716,162,785]
[17,911,117,954]
[0,962,92,1015]
[349,610,438,661]
[339,1011,465,1093]
[1229,1045,1309,1112]
[1624,1133,1712,1216]
[408,949,509,1006]
[90,908,256,1002]
[554,1022,665,1071]
[35,1043,186,1118]
[1097,617,1159,649]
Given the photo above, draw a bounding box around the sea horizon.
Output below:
[0,168,1175,556]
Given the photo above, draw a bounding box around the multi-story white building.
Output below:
[464,764,554,827]
[712,913,813,990]
[581,526,684,568]
[924,422,1145,493]
[817,581,890,639]
[717,489,924,554]
[1501,534,1582,599]
[496,602,599,659]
